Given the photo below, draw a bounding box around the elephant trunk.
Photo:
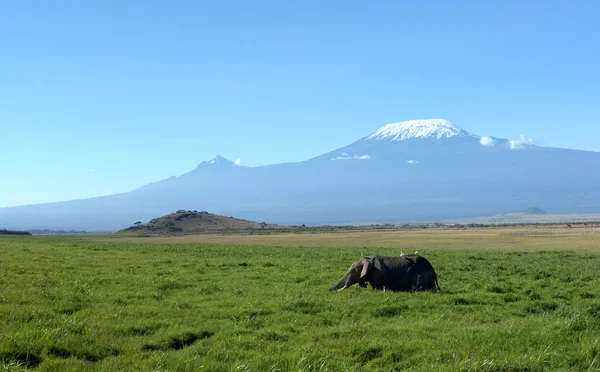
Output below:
[329,275,350,291]
[329,281,347,291]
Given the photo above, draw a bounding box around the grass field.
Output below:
[107,225,600,252]
[2,227,600,371]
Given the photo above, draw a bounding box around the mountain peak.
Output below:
[209,155,232,164]
[196,155,237,169]
[366,119,471,141]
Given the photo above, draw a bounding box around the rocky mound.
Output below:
[120,210,284,234]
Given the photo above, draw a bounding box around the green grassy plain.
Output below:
[2,227,600,371]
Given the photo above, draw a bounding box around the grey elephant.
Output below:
[329,254,441,292]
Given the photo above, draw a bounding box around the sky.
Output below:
[1,0,599,208]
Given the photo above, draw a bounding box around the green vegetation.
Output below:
[2,231,600,370]
[0,229,31,236]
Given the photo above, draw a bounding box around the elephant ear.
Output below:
[360,257,372,279]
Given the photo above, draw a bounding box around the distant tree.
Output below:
[0,229,31,236]
[134,221,142,226]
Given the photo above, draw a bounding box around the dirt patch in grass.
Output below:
[0,351,42,368]
[141,331,213,352]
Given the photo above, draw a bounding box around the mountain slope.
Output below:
[2,119,600,230]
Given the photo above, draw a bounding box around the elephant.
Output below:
[329,254,441,292]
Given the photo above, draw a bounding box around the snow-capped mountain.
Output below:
[313,118,483,163]
[194,155,241,170]
[2,119,600,230]
[366,119,472,141]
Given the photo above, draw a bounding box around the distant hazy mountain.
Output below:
[2,119,600,230]
[520,207,547,215]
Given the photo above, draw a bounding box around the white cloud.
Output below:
[234,158,242,165]
[509,134,534,149]
[480,136,495,147]
[407,160,418,164]
[331,153,370,161]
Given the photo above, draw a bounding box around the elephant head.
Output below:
[329,256,373,291]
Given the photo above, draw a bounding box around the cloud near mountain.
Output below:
[331,153,371,160]
[480,136,495,147]
[509,134,535,149]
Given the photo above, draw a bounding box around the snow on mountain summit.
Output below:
[195,155,238,169]
[209,155,231,164]
[366,119,471,141]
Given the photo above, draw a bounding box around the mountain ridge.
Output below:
[2,118,600,230]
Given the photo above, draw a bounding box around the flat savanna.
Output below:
[2,225,600,371]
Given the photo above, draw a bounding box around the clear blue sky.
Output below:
[1,0,599,208]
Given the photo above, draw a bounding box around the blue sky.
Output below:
[1,0,599,208]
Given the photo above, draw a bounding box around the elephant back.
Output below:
[378,254,437,274]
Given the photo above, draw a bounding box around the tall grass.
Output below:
[1,234,600,370]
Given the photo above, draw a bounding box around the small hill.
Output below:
[521,206,547,215]
[496,206,547,218]
[120,210,285,234]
